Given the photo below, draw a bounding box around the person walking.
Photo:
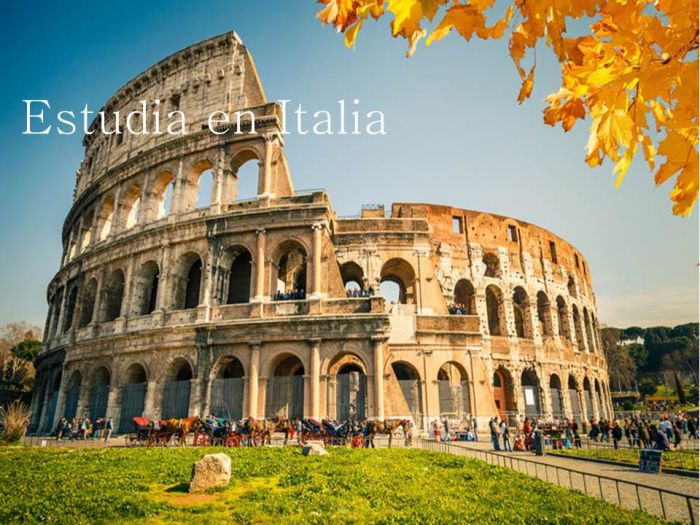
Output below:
[489,418,501,451]
[295,418,303,446]
[612,421,623,449]
[443,418,451,443]
[500,419,512,452]
[104,417,113,442]
[432,419,441,443]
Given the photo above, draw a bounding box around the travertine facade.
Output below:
[31,32,612,434]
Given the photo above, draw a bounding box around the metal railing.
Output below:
[419,439,699,524]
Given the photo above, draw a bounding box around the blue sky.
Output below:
[0,0,697,329]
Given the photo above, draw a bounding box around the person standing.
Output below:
[295,418,303,446]
[432,419,440,443]
[489,418,501,451]
[612,421,623,449]
[104,417,113,442]
[500,419,512,452]
[443,418,450,443]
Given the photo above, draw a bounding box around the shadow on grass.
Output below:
[165,483,189,494]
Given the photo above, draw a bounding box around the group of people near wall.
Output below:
[488,416,552,452]
[273,289,306,301]
[431,417,479,443]
[345,287,373,298]
[447,303,470,315]
[54,416,114,441]
[592,413,698,450]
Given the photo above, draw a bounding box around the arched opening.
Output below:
[512,286,531,338]
[122,184,142,229]
[556,296,570,340]
[232,153,260,201]
[391,362,423,424]
[437,362,470,420]
[567,275,577,298]
[549,375,564,418]
[224,249,252,304]
[521,369,541,417]
[537,291,552,336]
[62,284,79,333]
[101,269,125,322]
[334,358,367,421]
[49,288,64,338]
[485,285,505,336]
[174,253,202,310]
[89,367,110,422]
[265,355,305,419]
[340,261,366,297]
[272,241,307,300]
[481,252,500,278]
[452,279,476,314]
[133,261,160,316]
[151,171,175,220]
[161,358,193,419]
[572,305,585,349]
[97,195,115,241]
[196,169,214,209]
[63,371,81,420]
[592,315,602,353]
[568,375,581,421]
[119,364,147,433]
[583,308,594,352]
[78,278,97,328]
[210,357,245,420]
[583,377,594,419]
[380,258,415,305]
[492,367,515,420]
[79,208,95,251]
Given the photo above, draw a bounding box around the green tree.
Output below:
[10,340,41,362]
[638,378,657,399]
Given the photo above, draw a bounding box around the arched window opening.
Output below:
[89,367,110,422]
[492,367,515,420]
[556,296,570,339]
[452,279,476,315]
[101,270,125,322]
[550,375,564,419]
[594,379,604,419]
[391,362,423,425]
[211,357,245,420]
[196,169,214,209]
[340,261,367,297]
[572,305,585,349]
[266,355,305,419]
[512,286,531,338]
[485,285,504,336]
[98,196,115,241]
[273,242,307,300]
[233,157,259,201]
[567,275,577,298]
[152,172,175,220]
[380,258,415,306]
[119,363,148,433]
[62,285,79,334]
[481,252,500,278]
[78,278,97,328]
[437,362,470,420]
[226,251,252,304]
[162,358,193,419]
[521,369,541,417]
[134,261,160,316]
[334,358,367,421]
[79,209,95,251]
[123,184,142,230]
[583,377,594,419]
[174,253,203,310]
[537,291,552,336]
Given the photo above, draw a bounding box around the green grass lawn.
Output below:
[551,447,699,471]
[0,445,665,524]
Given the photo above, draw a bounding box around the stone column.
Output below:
[105,385,120,422]
[252,229,266,302]
[142,380,157,420]
[111,185,123,234]
[309,223,325,299]
[248,342,260,418]
[577,388,588,424]
[156,244,170,311]
[55,286,69,338]
[171,157,185,214]
[372,337,385,419]
[188,378,202,416]
[309,338,321,419]
[261,135,273,197]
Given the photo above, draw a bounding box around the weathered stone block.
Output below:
[189,453,231,492]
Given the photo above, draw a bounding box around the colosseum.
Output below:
[30,31,612,435]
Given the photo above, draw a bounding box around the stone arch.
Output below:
[62,283,79,334]
[97,194,115,241]
[485,285,506,336]
[555,296,571,340]
[121,183,142,229]
[329,352,368,421]
[88,366,111,422]
[265,353,305,419]
[583,307,595,352]
[390,361,423,423]
[209,356,245,419]
[437,361,470,419]
[536,291,553,336]
[481,252,500,278]
[568,374,581,421]
[100,269,125,322]
[182,158,215,212]
[549,374,564,418]
[512,286,532,338]
[380,258,416,305]
[492,366,515,419]
[161,357,194,419]
[173,251,203,310]
[63,370,82,420]
[453,279,476,314]
[521,369,542,417]
[148,171,175,221]
[230,148,262,201]
[271,240,307,299]
[119,363,148,433]
[132,260,160,316]
[572,305,585,349]
[339,261,365,294]
[78,278,97,328]
[219,245,252,304]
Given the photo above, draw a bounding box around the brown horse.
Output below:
[246,418,277,446]
[165,417,199,446]
[366,419,412,448]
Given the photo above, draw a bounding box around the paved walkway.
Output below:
[432,440,698,523]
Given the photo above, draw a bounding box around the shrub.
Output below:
[0,400,30,443]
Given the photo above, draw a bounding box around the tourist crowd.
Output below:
[273,289,306,301]
[447,303,470,315]
[55,416,114,441]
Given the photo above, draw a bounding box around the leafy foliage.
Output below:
[0,447,664,524]
[0,322,42,392]
[316,0,699,216]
